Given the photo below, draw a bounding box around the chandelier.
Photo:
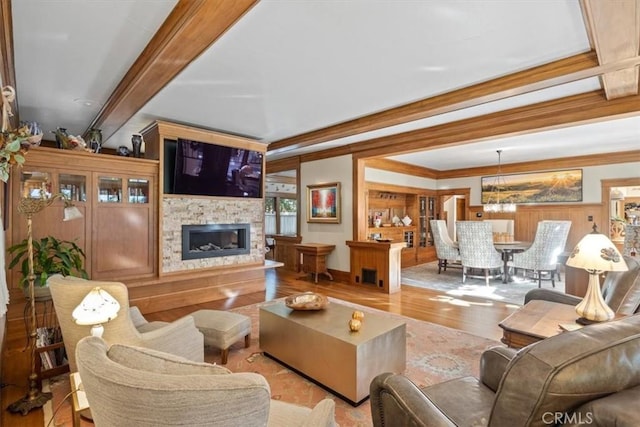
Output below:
[483,150,516,213]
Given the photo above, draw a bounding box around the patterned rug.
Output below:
[45,298,499,427]
[402,261,565,306]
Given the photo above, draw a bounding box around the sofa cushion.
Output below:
[566,385,640,427]
[489,315,640,427]
[421,376,494,426]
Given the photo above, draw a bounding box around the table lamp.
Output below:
[72,287,120,337]
[566,224,628,324]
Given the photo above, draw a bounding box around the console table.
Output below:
[346,240,406,294]
[294,243,336,283]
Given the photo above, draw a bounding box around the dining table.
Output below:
[494,241,532,283]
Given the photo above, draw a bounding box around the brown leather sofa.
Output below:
[525,255,640,315]
[370,314,640,426]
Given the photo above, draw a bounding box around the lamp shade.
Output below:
[63,205,83,221]
[72,287,120,326]
[567,226,628,323]
[566,231,628,273]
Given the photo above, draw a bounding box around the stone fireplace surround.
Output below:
[163,197,264,273]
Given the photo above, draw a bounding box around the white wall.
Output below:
[301,155,353,272]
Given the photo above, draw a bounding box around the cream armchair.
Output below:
[49,274,204,372]
[76,336,337,427]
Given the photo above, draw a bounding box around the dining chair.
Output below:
[456,221,503,285]
[623,225,640,256]
[430,219,461,273]
[508,220,571,288]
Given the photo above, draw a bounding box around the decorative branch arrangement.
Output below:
[1,85,41,181]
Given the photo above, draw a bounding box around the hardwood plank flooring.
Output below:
[1,268,518,427]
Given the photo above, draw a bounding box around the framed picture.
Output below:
[481,169,583,204]
[307,182,341,223]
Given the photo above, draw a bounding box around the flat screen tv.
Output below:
[170,138,263,198]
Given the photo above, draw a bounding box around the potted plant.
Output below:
[7,235,88,299]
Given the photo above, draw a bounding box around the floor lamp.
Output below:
[7,193,83,415]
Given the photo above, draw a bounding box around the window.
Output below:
[265,196,297,235]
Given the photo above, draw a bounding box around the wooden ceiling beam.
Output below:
[364,158,438,179]
[266,157,301,174]
[436,149,640,179]
[581,0,640,99]
[86,0,258,140]
[353,90,640,158]
[363,149,640,180]
[268,52,603,155]
[297,89,640,164]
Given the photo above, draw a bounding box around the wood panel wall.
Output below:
[469,203,602,251]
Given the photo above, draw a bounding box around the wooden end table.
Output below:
[70,372,90,427]
[294,243,335,283]
[498,300,582,348]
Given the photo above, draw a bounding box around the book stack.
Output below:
[35,327,67,370]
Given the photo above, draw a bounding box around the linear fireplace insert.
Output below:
[182,223,250,260]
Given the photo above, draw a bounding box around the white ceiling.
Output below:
[8,0,640,172]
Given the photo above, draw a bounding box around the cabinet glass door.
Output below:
[427,196,436,246]
[21,171,51,199]
[419,196,427,247]
[128,179,149,204]
[59,174,87,202]
[98,177,122,203]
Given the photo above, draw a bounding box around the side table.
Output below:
[294,243,335,283]
[70,372,90,427]
[498,300,581,348]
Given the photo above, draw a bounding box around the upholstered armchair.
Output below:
[456,221,503,285]
[76,336,337,427]
[508,220,571,288]
[525,255,640,316]
[430,219,461,273]
[371,314,640,427]
[49,274,204,372]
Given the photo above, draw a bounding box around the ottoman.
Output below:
[190,309,251,364]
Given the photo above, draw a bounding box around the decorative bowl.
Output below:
[285,292,329,311]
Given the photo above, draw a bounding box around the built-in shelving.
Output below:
[364,186,437,267]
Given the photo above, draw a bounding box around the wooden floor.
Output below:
[1,268,518,427]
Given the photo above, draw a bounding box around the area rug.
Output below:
[45,298,499,427]
[402,261,565,306]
